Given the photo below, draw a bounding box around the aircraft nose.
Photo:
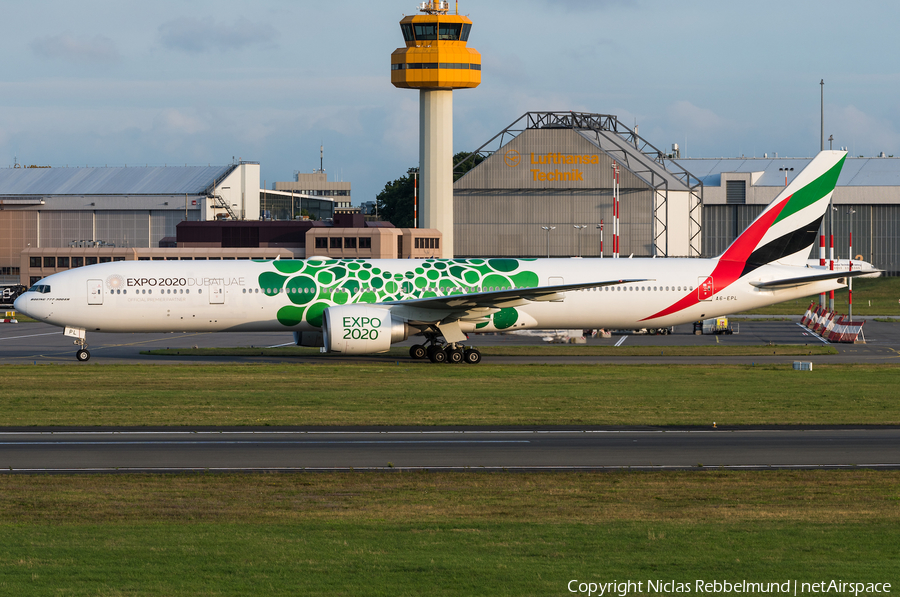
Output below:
[13,293,26,314]
[13,292,35,319]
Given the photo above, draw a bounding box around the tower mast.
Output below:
[391,1,481,257]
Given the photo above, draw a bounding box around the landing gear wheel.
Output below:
[409,344,427,360]
[428,346,447,363]
[76,349,91,362]
[446,347,464,364]
[463,348,482,364]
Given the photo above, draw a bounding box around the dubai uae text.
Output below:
[567,579,892,596]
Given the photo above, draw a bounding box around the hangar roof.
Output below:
[675,157,900,187]
[0,164,235,196]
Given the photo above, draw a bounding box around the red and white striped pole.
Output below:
[848,229,853,321]
[819,234,826,308]
[828,233,835,312]
[612,162,620,258]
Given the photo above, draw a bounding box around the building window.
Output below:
[30,257,41,268]
[100,257,112,263]
[138,257,150,261]
[344,237,357,249]
[315,237,328,249]
[57,257,70,268]
[43,257,55,268]
[330,237,342,249]
[359,237,371,249]
[72,257,84,268]
[30,276,41,286]
[726,180,746,205]
[113,257,125,262]
[86,257,98,265]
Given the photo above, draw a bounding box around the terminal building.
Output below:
[0,158,440,286]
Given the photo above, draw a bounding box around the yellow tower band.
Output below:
[391,1,481,90]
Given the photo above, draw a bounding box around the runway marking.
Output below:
[1,428,893,434]
[614,336,628,347]
[794,322,830,343]
[266,342,295,348]
[0,332,63,342]
[0,440,530,446]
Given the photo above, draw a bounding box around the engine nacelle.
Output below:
[322,305,409,354]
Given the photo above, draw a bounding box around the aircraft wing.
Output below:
[382,278,650,342]
[383,278,650,310]
[749,269,879,289]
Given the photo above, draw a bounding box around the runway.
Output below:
[2,319,897,474]
[2,428,899,472]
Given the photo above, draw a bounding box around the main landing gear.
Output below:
[408,334,481,365]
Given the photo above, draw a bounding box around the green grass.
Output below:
[0,363,897,426]
[0,471,897,595]
[741,276,900,316]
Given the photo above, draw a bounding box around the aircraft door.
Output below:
[87,279,103,305]
[209,284,225,304]
[697,276,714,301]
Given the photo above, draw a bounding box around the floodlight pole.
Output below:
[541,226,556,258]
[573,225,587,257]
[597,221,603,258]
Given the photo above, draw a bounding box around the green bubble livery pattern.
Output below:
[255,258,540,330]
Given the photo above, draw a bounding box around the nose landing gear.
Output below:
[74,338,90,362]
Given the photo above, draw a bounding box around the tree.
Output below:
[375,151,486,228]
[452,150,485,181]
[375,173,415,228]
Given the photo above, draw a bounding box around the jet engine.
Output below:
[322,305,409,354]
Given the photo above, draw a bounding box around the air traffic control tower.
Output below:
[391,1,481,257]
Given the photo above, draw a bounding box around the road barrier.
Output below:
[801,306,865,343]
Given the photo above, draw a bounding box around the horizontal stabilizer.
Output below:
[749,269,878,289]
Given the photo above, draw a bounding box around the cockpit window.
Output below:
[28,284,51,294]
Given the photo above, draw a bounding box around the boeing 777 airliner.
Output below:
[16,150,869,363]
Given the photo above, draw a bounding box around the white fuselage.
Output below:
[16,258,842,335]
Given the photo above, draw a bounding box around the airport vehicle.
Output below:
[16,151,872,363]
[693,317,736,335]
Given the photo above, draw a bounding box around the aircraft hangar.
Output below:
[452,112,702,259]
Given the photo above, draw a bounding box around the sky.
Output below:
[2,0,900,204]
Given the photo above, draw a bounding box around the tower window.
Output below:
[400,23,414,42]
[439,23,461,40]
[413,24,437,40]
[461,23,471,41]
